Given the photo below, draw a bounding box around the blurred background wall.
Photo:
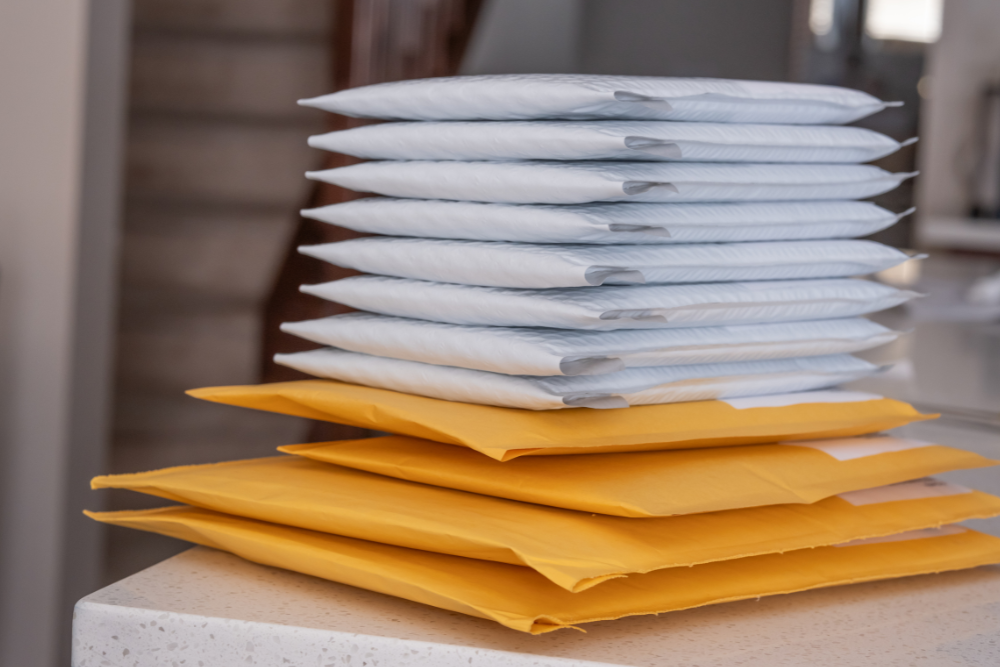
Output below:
[917,0,1000,253]
[104,0,330,587]
[3,1,999,666]
[0,2,129,666]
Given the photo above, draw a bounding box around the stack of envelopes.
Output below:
[90,381,1000,632]
[272,74,924,409]
[87,75,1000,633]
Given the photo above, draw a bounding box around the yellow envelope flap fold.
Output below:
[85,505,1000,634]
[187,381,933,460]
[280,434,997,517]
[91,456,1000,592]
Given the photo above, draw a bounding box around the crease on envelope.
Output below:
[90,457,1000,592]
[279,434,998,517]
[186,380,934,460]
[85,506,1000,633]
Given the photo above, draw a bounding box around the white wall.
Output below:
[462,0,795,81]
[916,0,1000,241]
[0,1,129,666]
[461,0,582,74]
[581,0,794,80]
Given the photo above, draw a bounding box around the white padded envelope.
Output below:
[308,162,915,204]
[301,199,911,245]
[310,121,907,163]
[274,349,879,410]
[302,277,917,330]
[299,75,895,124]
[299,238,912,288]
[281,313,899,376]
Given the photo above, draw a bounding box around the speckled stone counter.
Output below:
[73,546,1000,667]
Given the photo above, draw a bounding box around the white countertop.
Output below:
[73,545,1000,667]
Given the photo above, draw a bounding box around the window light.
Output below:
[865,0,943,43]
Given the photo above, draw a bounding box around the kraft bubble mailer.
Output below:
[186,382,933,460]
[86,506,1000,634]
[281,434,997,517]
[90,457,1000,593]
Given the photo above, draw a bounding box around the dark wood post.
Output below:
[260,0,484,439]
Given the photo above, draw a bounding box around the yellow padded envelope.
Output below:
[91,457,1000,592]
[281,434,998,517]
[86,506,1000,634]
[186,381,932,460]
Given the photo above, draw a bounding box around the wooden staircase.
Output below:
[105,0,333,584]
[107,0,484,585]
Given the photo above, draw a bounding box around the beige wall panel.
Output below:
[0,1,131,664]
[917,0,1000,218]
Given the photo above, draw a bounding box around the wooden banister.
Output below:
[260,0,484,439]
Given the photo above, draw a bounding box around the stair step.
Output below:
[126,117,319,205]
[122,204,295,302]
[116,306,270,392]
[133,0,331,38]
[113,390,312,444]
[130,34,329,120]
